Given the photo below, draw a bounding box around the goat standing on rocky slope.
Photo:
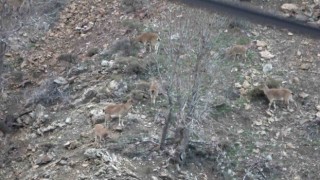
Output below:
[226,42,255,61]
[93,124,108,146]
[134,32,161,54]
[104,98,133,127]
[261,84,297,111]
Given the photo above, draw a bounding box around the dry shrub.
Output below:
[110,38,140,57]
[57,53,77,63]
[120,0,147,14]
[247,86,265,101]
[24,78,70,107]
[87,48,99,57]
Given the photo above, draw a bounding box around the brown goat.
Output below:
[261,84,297,111]
[134,32,161,54]
[104,98,133,127]
[93,124,108,145]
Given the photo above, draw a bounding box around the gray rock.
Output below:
[84,148,102,159]
[90,109,105,125]
[57,159,68,166]
[281,3,299,13]
[65,117,72,124]
[263,63,273,74]
[41,125,56,133]
[35,154,53,165]
[101,60,109,66]
[82,90,98,104]
[64,141,80,150]
[54,77,68,85]
[107,80,128,97]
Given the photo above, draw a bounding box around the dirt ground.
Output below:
[1,0,320,179]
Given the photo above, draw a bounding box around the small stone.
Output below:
[64,141,80,150]
[242,80,250,89]
[260,50,275,59]
[286,142,296,149]
[55,122,66,128]
[300,63,310,70]
[299,92,309,98]
[281,3,299,13]
[41,125,56,133]
[57,159,68,166]
[244,103,251,110]
[256,40,267,48]
[108,80,119,90]
[316,105,320,111]
[84,148,101,159]
[288,32,293,36]
[316,112,320,118]
[101,60,109,66]
[82,163,89,167]
[266,154,273,161]
[90,109,105,125]
[5,53,13,57]
[296,50,301,56]
[235,82,242,88]
[54,77,68,85]
[159,171,173,180]
[263,63,273,73]
[292,77,300,84]
[253,149,260,153]
[151,176,159,180]
[64,141,71,148]
[293,175,301,180]
[65,117,72,124]
[239,88,247,95]
[254,120,263,126]
[115,126,123,131]
[35,154,53,165]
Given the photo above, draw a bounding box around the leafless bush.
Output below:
[159,9,228,123]
[1,0,67,44]
[120,0,147,14]
[24,78,70,108]
[57,53,77,63]
[110,38,140,57]
[157,8,232,166]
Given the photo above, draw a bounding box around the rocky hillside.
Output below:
[1,0,320,179]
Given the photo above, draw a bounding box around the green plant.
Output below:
[266,78,281,88]
[234,96,248,108]
[237,36,250,45]
[121,19,145,33]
